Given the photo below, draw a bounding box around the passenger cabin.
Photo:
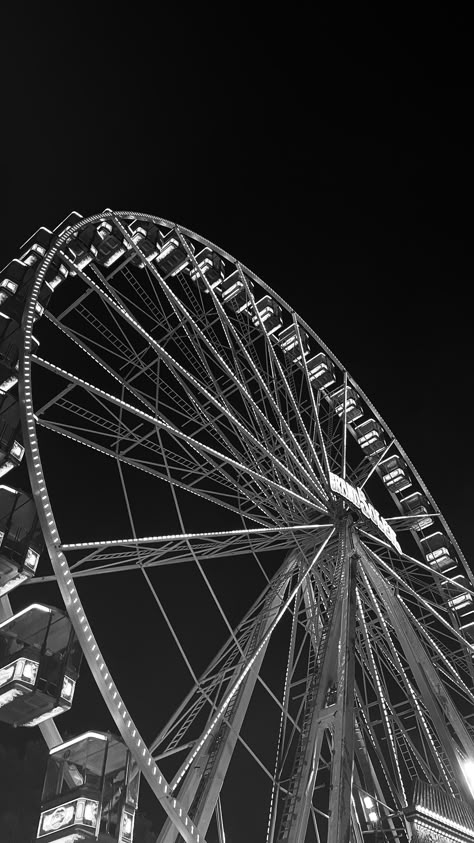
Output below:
[155,231,194,278]
[401,492,434,532]
[0,319,22,394]
[0,604,82,726]
[66,223,101,273]
[95,220,128,267]
[421,531,457,574]
[0,259,50,322]
[127,220,162,267]
[445,575,474,629]
[355,418,386,457]
[220,270,254,313]
[43,254,70,291]
[328,386,363,424]
[43,211,83,284]
[305,352,336,389]
[0,394,24,479]
[0,486,43,596]
[7,212,81,294]
[19,227,54,267]
[37,732,139,842]
[278,325,310,363]
[0,264,21,308]
[251,296,283,335]
[17,213,82,271]
[379,455,411,494]
[190,247,225,291]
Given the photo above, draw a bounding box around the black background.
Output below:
[0,8,472,840]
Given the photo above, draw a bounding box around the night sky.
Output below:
[1,9,472,841]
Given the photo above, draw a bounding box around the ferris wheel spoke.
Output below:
[61,523,326,553]
[148,570,315,832]
[156,256,330,500]
[359,532,474,659]
[159,362,306,518]
[50,280,169,407]
[136,271,328,502]
[124,562,295,793]
[248,299,329,494]
[36,417,282,529]
[87,275,154,368]
[71,252,326,502]
[357,440,394,490]
[151,553,301,754]
[84,304,321,509]
[156,320,298,508]
[119,227,300,454]
[397,595,474,704]
[341,371,349,480]
[155,430,333,753]
[32,355,325,516]
[43,310,163,415]
[82,422,303,784]
[298,349,332,483]
[167,530,335,793]
[55,527,323,580]
[364,530,474,602]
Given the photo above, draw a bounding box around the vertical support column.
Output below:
[327,544,357,843]
[275,524,356,842]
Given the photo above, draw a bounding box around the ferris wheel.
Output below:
[1,209,474,843]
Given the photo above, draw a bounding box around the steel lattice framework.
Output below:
[1,209,474,842]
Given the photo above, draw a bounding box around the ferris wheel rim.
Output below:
[8,207,474,840]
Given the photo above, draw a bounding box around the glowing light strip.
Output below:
[50,732,107,754]
[0,603,51,629]
[0,484,19,494]
[61,523,332,551]
[415,804,474,838]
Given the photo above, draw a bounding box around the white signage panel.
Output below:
[329,472,402,554]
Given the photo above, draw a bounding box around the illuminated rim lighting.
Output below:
[15,208,474,842]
